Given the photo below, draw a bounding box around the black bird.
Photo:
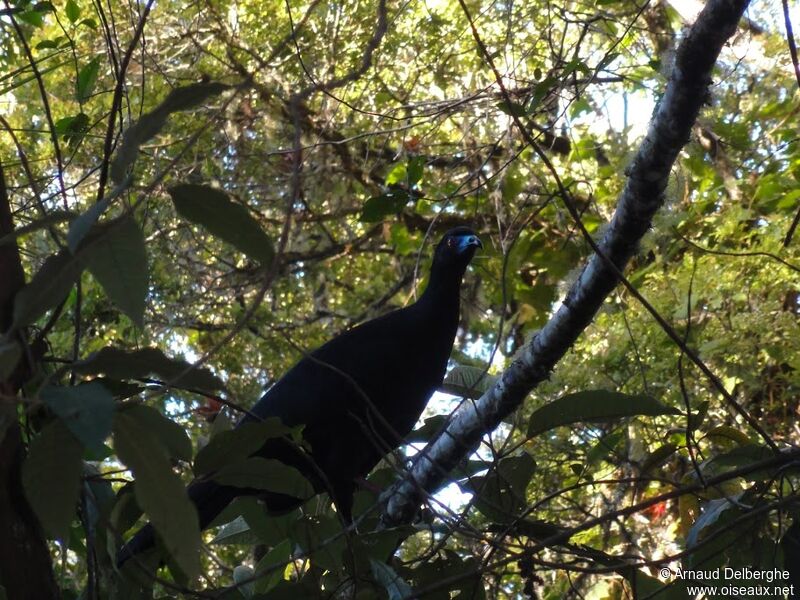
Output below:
[117,227,481,566]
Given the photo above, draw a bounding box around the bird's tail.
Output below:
[115,479,239,568]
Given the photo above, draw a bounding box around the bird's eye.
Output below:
[447,238,455,248]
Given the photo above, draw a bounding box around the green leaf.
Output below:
[78,17,96,29]
[120,404,192,462]
[211,515,259,546]
[404,414,447,443]
[194,420,291,475]
[212,457,313,498]
[290,515,346,572]
[66,197,111,253]
[441,365,496,400]
[384,162,408,186]
[75,57,100,103]
[406,156,425,186]
[17,9,45,27]
[113,410,201,579]
[254,539,292,594]
[64,0,80,22]
[640,443,678,473]
[464,453,535,522]
[168,184,274,265]
[527,390,679,438]
[110,81,230,184]
[496,100,527,117]
[0,340,21,380]
[370,560,413,600]
[40,382,114,453]
[360,190,411,222]
[686,496,743,550]
[55,112,90,149]
[233,565,256,598]
[22,419,83,539]
[12,250,84,328]
[79,217,148,327]
[73,346,224,391]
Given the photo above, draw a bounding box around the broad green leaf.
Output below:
[110,81,230,183]
[64,0,80,22]
[113,410,201,579]
[22,419,83,539]
[211,515,259,546]
[686,496,743,549]
[404,414,447,443]
[17,8,45,27]
[40,382,114,453]
[168,184,274,265]
[360,190,411,222]
[73,346,224,392]
[464,453,535,522]
[496,100,527,117]
[119,404,192,461]
[705,425,752,447]
[55,112,90,148]
[194,420,293,475]
[384,162,408,186]
[639,443,678,473]
[441,365,496,400]
[254,539,292,594]
[370,560,413,600]
[233,565,256,598]
[66,197,111,252]
[527,390,679,438]
[76,57,100,102]
[80,217,148,327]
[406,156,425,186]
[212,457,313,499]
[12,250,84,328]
[290,515,346,572]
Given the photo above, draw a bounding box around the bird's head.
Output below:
[432,227,482,271]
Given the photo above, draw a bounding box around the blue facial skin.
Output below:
[456,234,482,253]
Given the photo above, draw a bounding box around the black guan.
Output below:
[116,227,481,567]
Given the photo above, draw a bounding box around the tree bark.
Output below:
[383,0,753,526]
[0,162,59,599]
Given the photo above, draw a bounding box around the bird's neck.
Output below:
[416,265,466,320]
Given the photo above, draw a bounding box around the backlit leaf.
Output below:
[168,184,274,264]
[528,390,679,438]
[114,410,201,578]
[22,419,83,539]
[40,382,114,453]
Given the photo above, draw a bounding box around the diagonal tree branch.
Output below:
[383,0,753,526]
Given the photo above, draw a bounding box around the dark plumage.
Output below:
[117,227,481,567]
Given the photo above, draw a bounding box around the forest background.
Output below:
[1,0,800,598]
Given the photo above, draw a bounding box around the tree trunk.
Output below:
[0,162,59,599]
